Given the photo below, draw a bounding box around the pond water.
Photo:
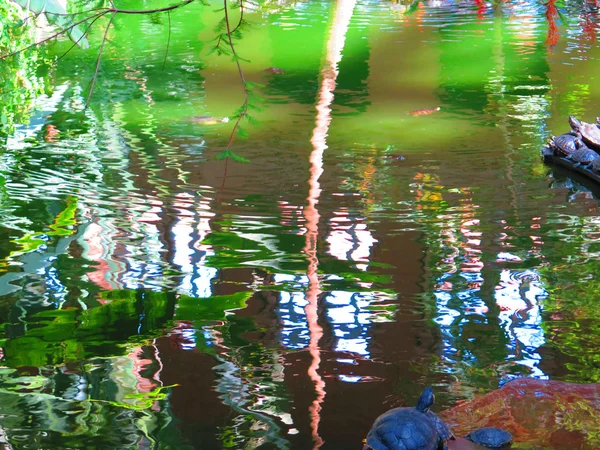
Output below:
[2,0,600,448]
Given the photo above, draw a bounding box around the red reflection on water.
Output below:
[127,343,164,411]
[473,0,486,19]
[304,0,356,447]
[83,221,126,292]
[582,12,598,42]
[545,0,560,47]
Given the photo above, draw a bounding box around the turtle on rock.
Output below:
[569,115,600,150]
[466,427,512,448]
[567,145,600,166]
[548,132,581,157]
[590,158,600,174]
[364,387,455,450]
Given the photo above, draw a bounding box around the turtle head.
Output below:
[416,386,434,412]
[569,115,582,130]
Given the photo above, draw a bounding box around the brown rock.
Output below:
[440,378,600,449]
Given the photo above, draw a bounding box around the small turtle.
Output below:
[364,387,454,450]
[548,132,581,157]
[189,116,230,125]
[569,115,600,150]
[568,146,600,166]
[466,427,512,448]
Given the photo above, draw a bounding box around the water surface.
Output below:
[2,0,600,447]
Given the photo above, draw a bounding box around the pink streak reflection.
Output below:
[304,0,356,448]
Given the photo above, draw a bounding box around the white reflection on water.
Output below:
[275,275,394,358]
[495,268,548,379]
[327,216,377,272]
[431,196,549,380]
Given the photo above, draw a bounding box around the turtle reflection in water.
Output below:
[189,116,230,125]
[364,387,455,450]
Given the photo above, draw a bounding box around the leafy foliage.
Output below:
[175,291,252,322]
[0,1,47,139]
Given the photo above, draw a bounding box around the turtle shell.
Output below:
[569,116,600,150]
[466,427,512,448]
[549,133,580,156]
[364,407,441,450]
[569,147,600,164]
[426,411,454,442]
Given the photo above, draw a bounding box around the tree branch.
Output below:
[57,12,105,61]
[162,10,172,70]
[86,11,116,107]
[0,10,108,60]
[0,0,198,60]
[215,0,245,50]
[223,0,249,151]
[111,0,195,15]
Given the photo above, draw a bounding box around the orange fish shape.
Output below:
[409,106,441,116]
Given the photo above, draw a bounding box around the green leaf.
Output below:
[236,126,249,139]
[231,152,250,163]
[174,292,252,322]
[232,54,251,63]
[216,149,234,160]
[557,9,569,25]
[215,149,250,163]
[246,81,265,90]
[404,0,421,15]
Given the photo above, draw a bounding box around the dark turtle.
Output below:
[548,132,580,157]
[466,427,512,448]
[569,115,600,150]
[418,387,455,444]
[364,387,454,450]
[568,146,600,166]
[590,158,600,174]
